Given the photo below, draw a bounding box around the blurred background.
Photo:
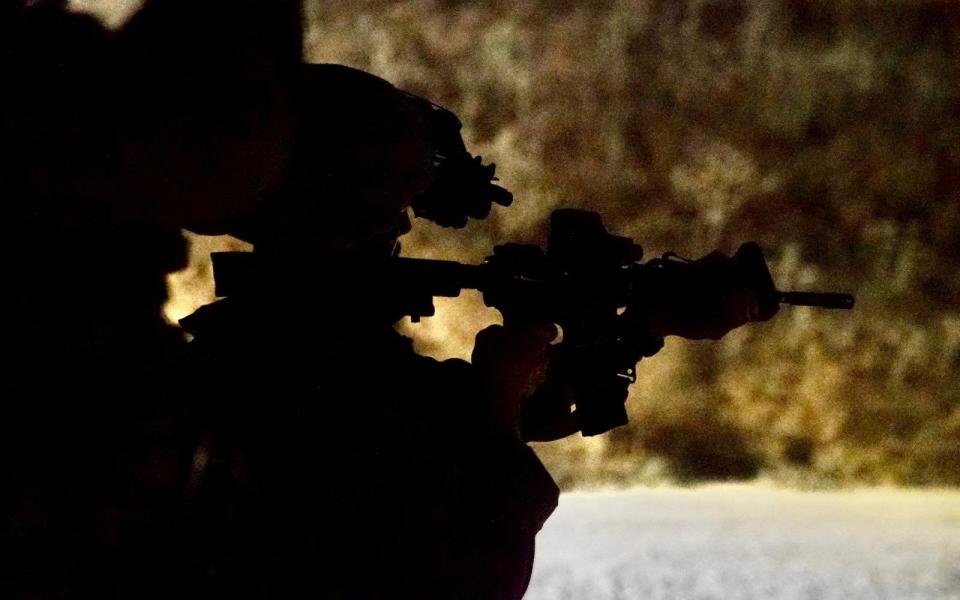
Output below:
[164,0,960,490]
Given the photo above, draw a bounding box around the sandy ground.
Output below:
[527,486,960,600]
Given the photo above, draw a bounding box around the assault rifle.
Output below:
[203,208,854,439]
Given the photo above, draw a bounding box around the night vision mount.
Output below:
[404,94,513,229]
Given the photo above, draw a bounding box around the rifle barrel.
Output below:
[778,291,855,310]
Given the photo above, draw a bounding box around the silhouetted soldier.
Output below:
[168,60,568,598]
[175,60,782,597]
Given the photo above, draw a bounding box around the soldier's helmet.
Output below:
[237,63,512,257]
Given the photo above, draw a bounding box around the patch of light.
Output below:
[67,0,144,30]
[164,232,251,325]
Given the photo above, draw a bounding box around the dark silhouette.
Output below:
[1,2,851,598]
[2,3,555,596]
[1,1,306,596]
[174,61,559,598]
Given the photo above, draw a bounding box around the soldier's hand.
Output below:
[471,321,557,439]
[647,249,779,341]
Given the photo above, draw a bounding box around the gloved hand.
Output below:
[645,243,779,341]
[471,321,557,439]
